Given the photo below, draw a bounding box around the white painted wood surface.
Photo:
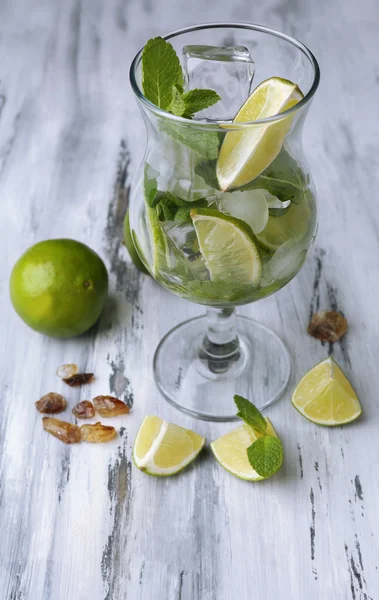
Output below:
[1,1,378,598]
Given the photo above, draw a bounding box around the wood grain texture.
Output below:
[1,0,379,598]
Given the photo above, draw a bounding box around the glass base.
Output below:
[153,314,291,421]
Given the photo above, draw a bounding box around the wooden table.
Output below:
[1,1,378,598]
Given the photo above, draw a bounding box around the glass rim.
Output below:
[129,22,320,128]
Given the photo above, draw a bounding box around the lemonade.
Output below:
[133,130,316,306]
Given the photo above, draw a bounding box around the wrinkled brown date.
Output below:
[81,422,117,443]
[93,396,130,417]
[36,393,67,414]
[42,417,81,444]
[72,400,95,419]
[63,373,94,387]
[307,310,348,343]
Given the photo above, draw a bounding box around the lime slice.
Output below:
[190,208,262,285]
[211,419,279,480]
[216,189,269,234]
[217,77,303,191]
[257,196,311,251]
[133,415,205,476]
[292,357,362,426]
[145,205,168,276]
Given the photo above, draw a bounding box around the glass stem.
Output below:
[200,307,241,373]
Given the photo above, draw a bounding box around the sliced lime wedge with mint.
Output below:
[211,419,280,481]
[190,208,262,285]
[217,77,303,191]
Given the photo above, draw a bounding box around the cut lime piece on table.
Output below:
[133,415,205,476]
[292,357,362,426]
[211,419,279,480]
[217,77,303,191]
[191,208,262,285]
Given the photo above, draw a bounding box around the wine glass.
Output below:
[129,23,320,421]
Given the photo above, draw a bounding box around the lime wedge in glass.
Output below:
[217,77,303,191]
[256,196,311,251]
[190,207,262,285]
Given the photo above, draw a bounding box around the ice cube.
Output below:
[161,220,210,280]
[182,45,255,120]
[216,189,269,234]
[147,134,217,202]
[261,240,308,286]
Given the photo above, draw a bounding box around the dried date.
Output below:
[307,310,348,343]
[93,396,130,417]
[63,373,94,387]
[56,364,78,379]
[81,422,117,443]
[42,417,81,444]
[36,392,67,414]
[72,400,95,419]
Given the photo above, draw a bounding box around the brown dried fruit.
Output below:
[93,396,130,417]
[42,417,81,444]
[63,373,94,387]
[36,393,67,414]
[80,422,117,443]
[56,364,78,379]
[307,310,348,343]
[72,400,95,419]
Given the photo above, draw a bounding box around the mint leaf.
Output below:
[154,191,208,222]
[144,163,159,207]
[240,147,307,203]
[169,84,186,116]
[142,37,183,110]
[195,159,220,190]
[247,435,284,478]
[164,123,221,160]
[234,395,267,434]
[182,89,221,118]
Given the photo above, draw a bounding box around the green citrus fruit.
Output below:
[123,210,149,275]
[10,239,108,338]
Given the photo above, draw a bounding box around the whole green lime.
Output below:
[10,239,108,338]
[123,209,149,275]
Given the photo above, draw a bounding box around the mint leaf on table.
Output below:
[246,435,284,478]
[181,89,221,118]
[142,37,184,110]
[234,395,267,435]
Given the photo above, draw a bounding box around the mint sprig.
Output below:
[142,37,220,118]
[234,395,267,434]
[233,395,284,478]
[246,435,284,478]
[142,37,183,111]
[170,88,221,119]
